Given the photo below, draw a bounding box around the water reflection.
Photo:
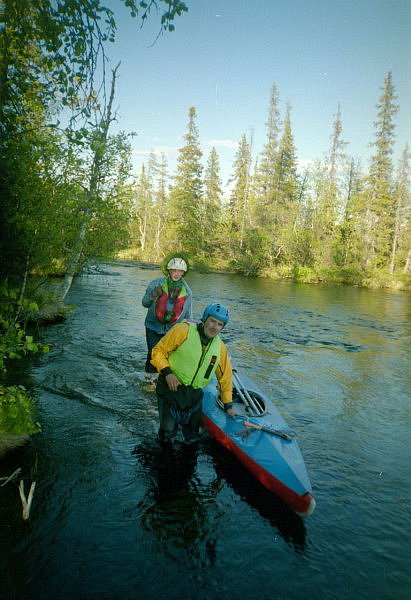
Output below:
[133,436,306,559]
[203,440,307,552]
[132,439,220,567]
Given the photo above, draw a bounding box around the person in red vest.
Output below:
[150,302,235,443]
[142,254,192,377]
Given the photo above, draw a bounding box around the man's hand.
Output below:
[165,373,181,392]
[226,407,236,419]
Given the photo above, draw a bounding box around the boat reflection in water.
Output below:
[203,437,307,552]
[132,432,306,560]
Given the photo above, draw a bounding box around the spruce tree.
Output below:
[390,145,410,273]
[364,71,399,268]
[168,106,203,255]
[229,134,252,250]
[203,147,223,257]
[274,104,299,214]
[254,84,281,201]
[326,105,348,221]
[271,104,299,262]
[252,85,281,234]
[312,105,348,269]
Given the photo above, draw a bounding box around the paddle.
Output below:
[243,420,295,441]
[232,369,265,416]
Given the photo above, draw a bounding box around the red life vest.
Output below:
[155,281,188,323]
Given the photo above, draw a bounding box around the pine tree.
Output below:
[252,85,281,238]
[311,105,348,269]
[203,147,223,257]
[229,134,252,250]
[271,104,299,262]
[390,145,410,273]
[326,105,348,221]
[274,105,299,213]
[334,158,365,271]
[254,84,281,202]
[364,71,399,268]
[168,106,203,255]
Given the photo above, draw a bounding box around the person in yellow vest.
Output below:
[150,302,235,442]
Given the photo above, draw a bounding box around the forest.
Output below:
[125,85,410,288]
[1,1,410,298]
[0,1,409,444]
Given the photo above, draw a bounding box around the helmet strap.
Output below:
[197,322,211,345]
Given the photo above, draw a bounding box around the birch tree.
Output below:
[59,64,130,300]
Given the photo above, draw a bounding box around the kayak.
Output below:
[201,369,316,518]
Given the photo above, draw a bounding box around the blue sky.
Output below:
[106,0,411,190]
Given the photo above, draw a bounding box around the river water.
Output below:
[1,262,410,600]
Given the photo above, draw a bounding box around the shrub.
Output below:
[0,385,41,437]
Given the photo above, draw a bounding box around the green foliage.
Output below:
[230,228,271,276]
[292,265,319,283]
[0,0,188,288]
[0,284,50,372]
[123,74,409,291]
[0,283,51,443]
[18,285,73,324]
[0,385,41,436]
[0,1,188,127]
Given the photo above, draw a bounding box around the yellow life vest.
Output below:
[169,323,221,388]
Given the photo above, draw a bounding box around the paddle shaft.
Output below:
[232,370,262,415]
[243,420,294,441]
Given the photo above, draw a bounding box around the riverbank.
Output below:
[0,283,60,456]
[117,250,411,291]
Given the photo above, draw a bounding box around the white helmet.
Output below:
[167,257,187,272]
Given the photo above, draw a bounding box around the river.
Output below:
[1,262,410,600]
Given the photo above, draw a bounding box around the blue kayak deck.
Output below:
[201,372,315,516]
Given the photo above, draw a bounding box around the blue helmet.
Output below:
[201,303,229,325]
